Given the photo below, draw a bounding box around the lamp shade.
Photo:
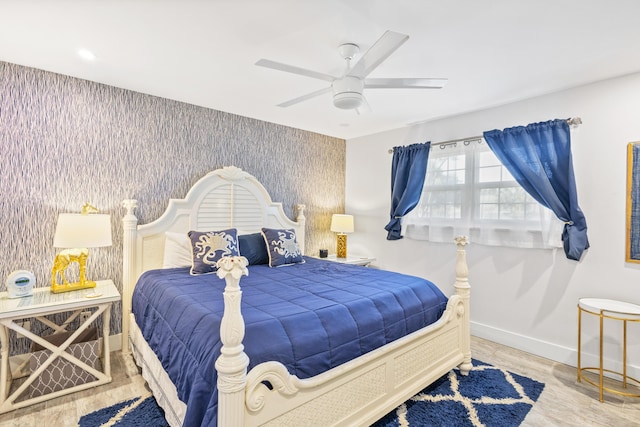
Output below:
[53,213,112,248]
[330,214,354,233]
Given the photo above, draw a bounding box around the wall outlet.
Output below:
[79,311,92,324]
[15,320,30,339]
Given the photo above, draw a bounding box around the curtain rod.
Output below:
[388,117,582,153]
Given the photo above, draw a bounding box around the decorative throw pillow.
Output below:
[261,227,304,267]
[162,232,192,268]
[188,229,240,275]
[238,233,269,265]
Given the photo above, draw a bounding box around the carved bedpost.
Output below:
[295,204,306,255]
[215,256,250,426]
[122,199,138,354]
[454,235,472,375]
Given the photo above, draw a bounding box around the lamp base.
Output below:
[51,280,96,294]
[336,233,348,258]
[51,248,95,293]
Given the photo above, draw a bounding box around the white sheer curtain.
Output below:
[403,140,564,249]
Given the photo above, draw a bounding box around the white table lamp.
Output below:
[331,214,354,258]
[52,204,112,293]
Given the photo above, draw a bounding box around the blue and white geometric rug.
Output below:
[79,359,544,427]
[78,393,169,427]
[372,359,545,427]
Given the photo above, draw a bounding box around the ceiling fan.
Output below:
[255,30,447,112]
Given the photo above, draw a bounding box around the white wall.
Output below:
[346,72,640,376]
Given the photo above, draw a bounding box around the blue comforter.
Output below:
[132,257,448,426]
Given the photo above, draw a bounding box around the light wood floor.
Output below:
[0,336,639,426]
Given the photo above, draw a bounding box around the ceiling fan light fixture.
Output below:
[332,76,364,109]
[333,92,363,109]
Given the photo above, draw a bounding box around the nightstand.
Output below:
[323,254,376,266]
[0,280,120,413]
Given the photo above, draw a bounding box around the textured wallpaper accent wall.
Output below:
[0,61,344,353]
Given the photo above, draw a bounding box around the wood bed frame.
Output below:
[121,166,471,427]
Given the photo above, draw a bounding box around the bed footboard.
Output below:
[215,237,471,427]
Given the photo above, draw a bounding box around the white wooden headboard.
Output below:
[121,166,306,352]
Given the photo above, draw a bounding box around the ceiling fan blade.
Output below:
[256,59,336,82]
[277,86,332,107]
[364,77,448,89]
[348,31,409,79]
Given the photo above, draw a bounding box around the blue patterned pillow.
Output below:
[188,229,239,275]
[261,228,304,267]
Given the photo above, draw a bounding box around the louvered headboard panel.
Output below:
[196,184,265,232]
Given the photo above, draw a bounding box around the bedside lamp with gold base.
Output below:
[330,214,354,258]
[51,204,112,294]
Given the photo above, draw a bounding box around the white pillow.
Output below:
[162,232,192,268]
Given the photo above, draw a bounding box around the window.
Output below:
[404,140,563,248]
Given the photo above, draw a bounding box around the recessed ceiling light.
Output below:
[77,48,96,61]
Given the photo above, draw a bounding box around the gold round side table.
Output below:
[577,298,640,401]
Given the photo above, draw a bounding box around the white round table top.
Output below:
[579,298,640,319]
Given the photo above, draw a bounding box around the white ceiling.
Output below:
[2,1,640,140]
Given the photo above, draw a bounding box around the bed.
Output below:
[121,166,471,427]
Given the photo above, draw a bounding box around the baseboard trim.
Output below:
[471,321,640,380]
[109,332,123,352]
